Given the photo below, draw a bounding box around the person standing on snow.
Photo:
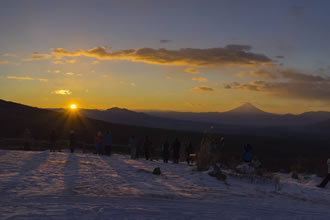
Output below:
[186,142,194,165]
[129,136,137,159]
[172,137,181,164]
[50,129,57,152]
[69,130,76,153]
[162,140,170,163]
[23,128,32,151]
[104,131,112,156]
[317,158,330,188]
[143,136,152,160]
[95,131,104,155]
[243,144,252,163]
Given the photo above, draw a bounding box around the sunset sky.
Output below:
[1,0,330,114]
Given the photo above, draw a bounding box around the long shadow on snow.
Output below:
[0,151,50,195]
[63,152,80,195]
[101,155,196,199]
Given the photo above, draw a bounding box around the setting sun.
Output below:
[70,104,77,109]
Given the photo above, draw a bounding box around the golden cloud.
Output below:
[7,76,49,82]
[192,77,208,82]
[7,76,33,80]
[52,90,72,95]
[66,59,76,64]
[52,60,65,64]
[192,85,215,92]
[0,60,9,64]
[51,44,272,67]
[23,52,52,61]
[184,68,200,74]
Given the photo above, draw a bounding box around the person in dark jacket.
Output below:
[172,137,181,164]
[162,140,170,163]
[129,136,137,159]
[144,136,152,160]
[69,130,76,153]
[186,142,194,165]
[104,131,112,156]
[95,131,104,155]
[243,144,252,162]
[50,130,57,152]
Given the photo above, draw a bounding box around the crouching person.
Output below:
[317,158,330,188]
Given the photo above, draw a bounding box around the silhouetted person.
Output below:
[162,140,170,163]
[129,136,137,159]
[50,130,57,152]
[211,137,225,166]
[186,142,194,165]
[104,131,112,156]
[243,144,252,163]
[172,137,181,163]
[69,130,76,153]
[143,136,151,160]
[95,131,104,155]
[23,128,32,151]
[317,159,330,188]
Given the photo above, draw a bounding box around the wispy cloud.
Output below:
[192,85,215,92]
[66,59,76,64]
[184,68,200,74]
[7,76,33,80]
[160,40,172,44]
[51,44,272,67]
[52,90,72,95]
[192,77,208,82]
[0,60,9,64]
[52,59,76,64]
[65,72,75,76]
[23,52,52,61]
[224,80,330,101]
[7,76,49,82]
[52,60,64,64]
[3,53,16,57]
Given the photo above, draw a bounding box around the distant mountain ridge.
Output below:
[139,103,330,127]
[0,99,329,139]
[48,103,330,139]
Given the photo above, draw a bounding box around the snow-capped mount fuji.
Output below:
[226,103,268,115]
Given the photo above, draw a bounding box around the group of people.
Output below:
[94,131,112,155]
[45,129,330,188]
[142,136,184,164]
[50,129,76,153]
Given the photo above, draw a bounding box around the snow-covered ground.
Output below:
[0,150,330,219]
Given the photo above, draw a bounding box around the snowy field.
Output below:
[0,150,330,219]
